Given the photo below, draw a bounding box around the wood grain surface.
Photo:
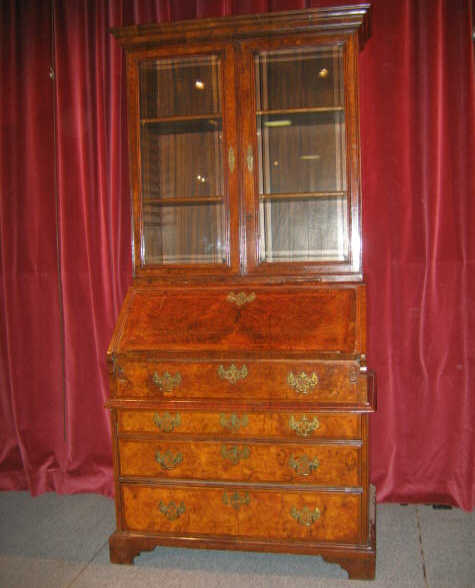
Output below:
[118,409,361,439]
[122,484,361,543]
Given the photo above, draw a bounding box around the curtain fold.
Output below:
[360,0,475,509]
[1,0,474,509]
[0,0,64,494]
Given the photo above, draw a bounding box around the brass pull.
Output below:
[153,412,181,433]
[158,501,185,521]
[228,146,235,173]
[217,364,248,384]
[288,454,320,476]
[290,506,321,527]
[287,371,319,395]
[221,444,250,465]
[227,291,256,307]
[223,491,250,510]
[155,449,183,470]
[220,413,249,432]
[289,415,320,438]
[152,371,182,393]
[247,145,254,172]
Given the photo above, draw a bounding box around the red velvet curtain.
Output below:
[1,0,474,510]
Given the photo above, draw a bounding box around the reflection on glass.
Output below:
[140,55,221,118]
[255,46,349,263]
[260,197,348,262]
[138,55,226,265]
[258,111,346,194]
[143,202,225,265]
[141,119,223,200]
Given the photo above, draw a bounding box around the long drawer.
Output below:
[121,483,362,544]
[118,410,361,440]
[118,439,361,486]
[114,360,367,403]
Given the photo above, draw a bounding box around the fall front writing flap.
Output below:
[111,284,365,355]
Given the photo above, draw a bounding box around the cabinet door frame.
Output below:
[238,33,363,281]
[126,42,240,278]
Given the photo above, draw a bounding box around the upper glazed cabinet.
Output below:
[115,5,370,280]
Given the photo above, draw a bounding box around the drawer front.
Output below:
[119,440,361,486]
[118,410,361,440]
[115,361,365,403]
[122,484,361,544]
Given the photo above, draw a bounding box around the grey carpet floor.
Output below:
[0,491,473,587]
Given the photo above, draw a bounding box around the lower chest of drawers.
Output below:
[107,361,375,579]
[111,407,368,545]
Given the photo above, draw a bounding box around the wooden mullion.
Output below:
[260,191,346,201]
[257,106,344,116]
[141,113,222,124]
[143,196,224,205]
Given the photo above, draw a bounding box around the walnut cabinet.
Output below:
[108,5,376,580]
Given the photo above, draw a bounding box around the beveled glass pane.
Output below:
[140,55,221,119]
[259,196,348,262]
[255,46,344,111]
[257,111,346,194]
[143,202,226,265]
[141,119,223,200]
[138,54,226,265]
[255,46,348,263]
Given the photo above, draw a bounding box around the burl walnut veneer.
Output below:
[108,5,376,581]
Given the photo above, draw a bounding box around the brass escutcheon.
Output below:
[155,449,183,470]
[158,500,185,521]
[226,291,256,307]
[221,444,250,465]
[290,505,321,527]
[247,144,254,172]
[222,490,250,510]
[217,364,248,384]
[289,415,320,437]
[153,412,181,433]
[152,371,182,393]
[287,371,319,395]
[228,146,235,173]
[220,413,249,432]
[288,454,320,476]
[349,367,359,384]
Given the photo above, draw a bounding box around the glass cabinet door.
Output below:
[251,44,353,269]
[138,54,228,267]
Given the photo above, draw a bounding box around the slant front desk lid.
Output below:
[109,284,366,357]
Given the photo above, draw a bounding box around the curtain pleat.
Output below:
[1,0,474,509]
[0,0,64,493]
[360,0,475,509]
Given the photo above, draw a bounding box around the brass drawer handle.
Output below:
[153,412,181,433]
[226,291,256,307]
[152,371,182,393]
[221,444,250,465]
[220,413,249,432]
[290,505,321,527]
[288,454,320,476]
[158,500,185,521]
[217,364,248,384]
[287,371,319,395]
[289,415,320,437]
[222,490,250,510]
[155,449,183,470]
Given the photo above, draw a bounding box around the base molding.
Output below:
[109,529,376,580]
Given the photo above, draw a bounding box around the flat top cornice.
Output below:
[111,5,371,50]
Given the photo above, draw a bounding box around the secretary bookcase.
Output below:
[108,5,376,580]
